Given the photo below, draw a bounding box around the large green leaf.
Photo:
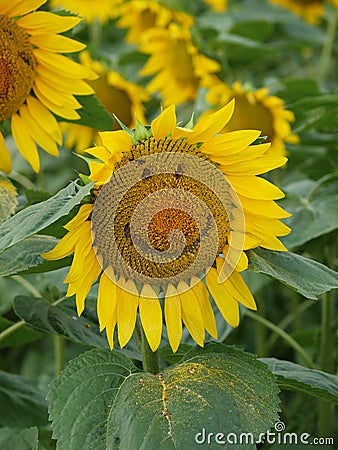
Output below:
[282,176,338,249]
[247,248,338,299]
[13,296,107,348]
[58,94,115,130]
[0,235,58,276]
[262,358,338,404]
[48,345,280,449]
[48,349,138,450]
[108,343,280,449]
[0,371,48,427]
[0,427,38,450]
[0,181,93,254]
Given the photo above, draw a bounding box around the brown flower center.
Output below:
[0,15,36,121]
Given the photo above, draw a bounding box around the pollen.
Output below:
[0,15,37,121]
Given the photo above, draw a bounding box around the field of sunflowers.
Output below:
[0,0,337,449]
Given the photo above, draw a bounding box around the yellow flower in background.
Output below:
[203,0,228,12]
[139,24,220,105]
[269,0,338,24]
[50,0,122,23]
[61,51,149,153]
[43,101,291,352]
[204,81,298,157]
[118,0,193,44]
[0,0,96,173]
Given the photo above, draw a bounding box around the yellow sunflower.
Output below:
[269,0,338,24]
[43,101,291,353]
[61,51,149,153]
[203,0,228,12]
[50,0,122,23]
[204,80,298,157]
[0,0,96,173]
[117,0,193,44]
[139,23,220,105]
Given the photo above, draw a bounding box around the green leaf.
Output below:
[0,317,41,348]
[158,344,192,364]
[0,176,17,225]
[58,94,114,130]
[0,235,58,277]
[282,176,338,249]
[0,181,93,254]
[13,296,108,348]
[0,371,48,427]
[0,427,39,450]
[262,358,338,404]
[109,343,280,449]
[247,248,338,299]
[48,349,138,450]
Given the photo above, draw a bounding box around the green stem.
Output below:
[89,19,102,50]
[137,321,160,374]
[245,310,316,369]
[0,320,25,343]
[53,335,65,376]
[318,291,335,436]
[11,275,42,298]
[254,296,267,357]
[317,11,337,86]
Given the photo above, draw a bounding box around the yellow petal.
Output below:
[220,156,287,175]
[17,11,81,34]
[34,77,81,108]
[206,267,240,328]
[3,0,46,17]
[151,105,176,140]
[26,95,62,144]
[36,65,94,96]
[164,284,182,353]
[190,277,218,339]
[200,129,261,156]
[178,281,204,347]
[29,33,85,53]
[97,130,132,157]
[227,175,285,200]
[11,114,40,172]
[75,249,101,315]
[239,195,291,219]
[97,271,117,332]
[225,270,257,310]
[42,221,90,260]
[235,251,248,272]
[19,104,59,156]
[139,285,162,352]
[63,230,92,283]
[64,204,93,231]
[33,85,80,120]
[85,146,111,163]
[117,279,139,348]
[0,132,12,174]
[188,99,235,143]
[34,49,97,80]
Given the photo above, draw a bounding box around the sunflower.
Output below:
[0,0,96,173]
[61,51,149,153]
[117,0,193,44]
[203,0,228,12]
[43,101,291,352]
[139,23,220,105]
[203,80,298,157]
[269,0,338,24]
[50,0,122,23]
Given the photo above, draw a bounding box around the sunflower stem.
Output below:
[138,321,160,374]
[89,19,102,50]
[317,10,337,86]
[11,275,43,298]
[0,320,25,343]
[245,310,316,369]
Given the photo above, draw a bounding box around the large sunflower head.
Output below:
[269,0,338,24]
[61,51,150,153]
[117,0,193,44]
[204,80,299,157]
[139,23,220,105]
[50,0,122,23]
[0,0,96,173]
[43,101,291,352]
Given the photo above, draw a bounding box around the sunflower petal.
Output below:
[29,33,85,53]
[139,285,162,352]
[151,104,176,140]
[11,114,40,172]
[190,277,218,339]
[64,204,93,231]
[178,281,204,347]
[17,11,81,34]
[164,284,182,353]
[0,132,12,174]
[97,271,117,332]
[117,279,139,348]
